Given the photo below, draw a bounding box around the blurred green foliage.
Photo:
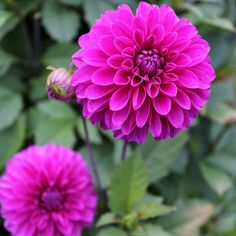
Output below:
[0,0,236,235]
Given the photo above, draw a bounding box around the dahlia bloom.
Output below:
[0,144,97,236]
[71,2,215,143]
[47,67,74,102]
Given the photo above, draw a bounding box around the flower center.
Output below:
[135,49,161,78]
[40,188,64,211]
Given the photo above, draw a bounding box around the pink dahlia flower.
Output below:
[71,2,215,143]
[0,144,97,236]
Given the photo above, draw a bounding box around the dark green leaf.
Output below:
[42,43,78,67]
[42,0,80,42]
[0,114,26,168]
[140,132,188,183]
[0,86,23,131]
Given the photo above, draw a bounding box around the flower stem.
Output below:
[121,141,128,162]
[9,0,33,62]
[81,117,102,189]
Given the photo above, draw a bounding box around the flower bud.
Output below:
[46,67,74,102]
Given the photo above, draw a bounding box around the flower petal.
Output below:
[110,87,131,111]
[92,68,115,85]
[153,94,171,115]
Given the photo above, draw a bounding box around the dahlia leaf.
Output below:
[58,0,82,6]
[158,201,214,236]
[35,117,76,147]
[200,163,233,196]
[0,114,25,168]
[200,18,235,32]
[207,153,236,178]
[140,132,188,183]
[42,1,80,42]
[98,227,127,236]
[96,213,120,227]
[0,48,15,76]
[0,86,23,131]
[42,43,78,67]
[37,100,76,120]
[135,201,176,221]
[0,0,42,41]
[109,152,148,215]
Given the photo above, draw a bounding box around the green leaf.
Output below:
[42,0,79,42]
[136,201,176,221]
[208,154,236,177]
[140,132,188,183]
[42,43,78,67]
[200,18,235,32]
[201,163,233,195]
[97,213,120,227]
[158,201,214,236]
[98,227,127,236]
[0,48,14,75]
[83,0,138,25]
[109,152,148,215]
[0,114,26,168]
[144,225,173,236]
[29,74,47,102]
[206,102,236,124]
[80,142,115,188]
[37,100,76,120]
[58,0,82,6]
[0,0,42,41]
[0,86,23,131]
[77,118,102,145]
[35,117,76,147]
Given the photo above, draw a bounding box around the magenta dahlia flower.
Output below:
[71,2,215,143]
[0,144,97,236]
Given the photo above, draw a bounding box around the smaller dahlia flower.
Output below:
[0,144,97,236]
[71,2,215,143]
[47,67,74,102]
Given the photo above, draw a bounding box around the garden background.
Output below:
[0,0,236,235]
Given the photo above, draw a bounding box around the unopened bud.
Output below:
[46,67,74,102]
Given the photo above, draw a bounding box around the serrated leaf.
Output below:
[109,152,148,215]
[0,86,23,131]
[37,100,76,120]
[140,132,188,183]
[35,117,76,147]
[0,114,26,168]
[98,227,127,236]
[42,43,78,67]
[201,163,233,196]
[136,201,176,221]
[96,213,120,227]
[42,0,79,42]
